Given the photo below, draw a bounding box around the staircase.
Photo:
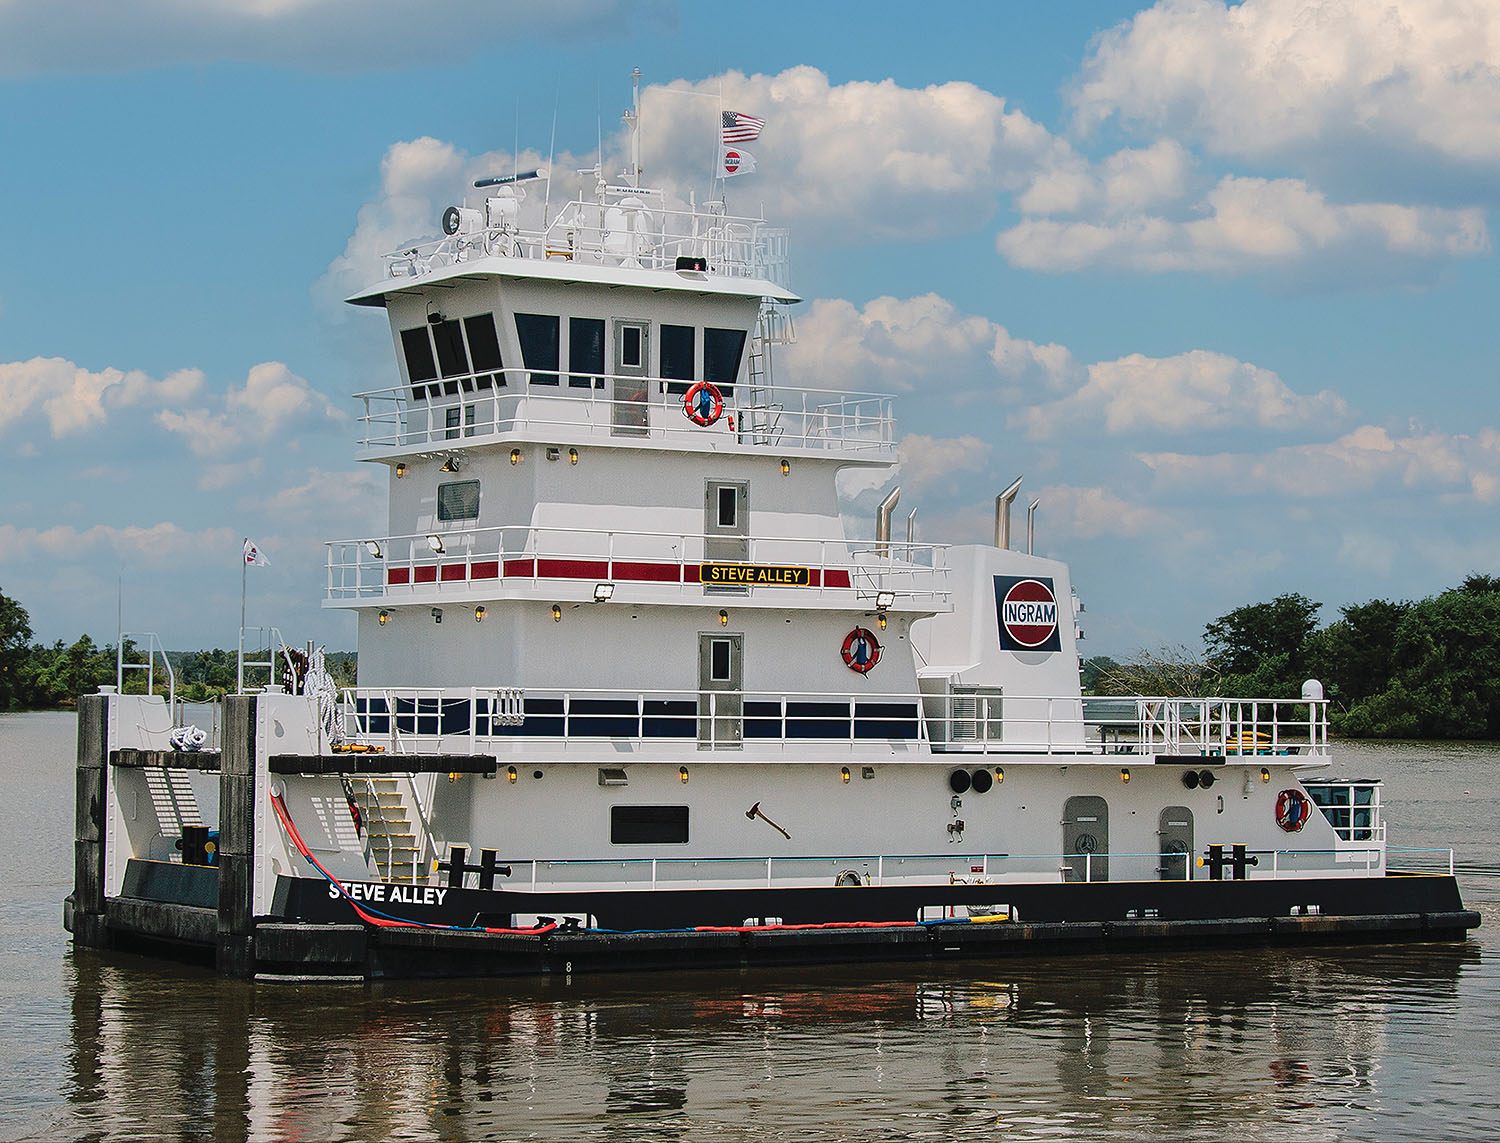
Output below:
[353,777,429,884]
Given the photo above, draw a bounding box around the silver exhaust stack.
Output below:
[875,486,901,556]
[1026,497,1040,555]
[994,477,1023,550]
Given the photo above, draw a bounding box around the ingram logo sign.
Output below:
[994,575,1062,653]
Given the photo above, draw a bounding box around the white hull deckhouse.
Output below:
[67,94,1476,978]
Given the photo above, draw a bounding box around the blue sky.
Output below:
[2,0,1497,658]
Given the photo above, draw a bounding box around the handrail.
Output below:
[117,632,175,708]
[350,367,895,456]
[325,523,950,604]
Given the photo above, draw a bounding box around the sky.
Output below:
[1,0,1497,659]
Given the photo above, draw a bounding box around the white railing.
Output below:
[1129,696,1328,756]
[326,525,950,604]
[385,194,789,286]
[352,367,895,457]
[333,686,1325,758]
[429,845,1399,895]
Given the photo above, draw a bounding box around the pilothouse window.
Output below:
[400,327,438,398]
[569,318,605,389]
[516,313,560,385]
[661,324,695,395]
[463,314,503,388]
[704,327,746,398]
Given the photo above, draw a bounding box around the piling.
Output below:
[216,695,257,977]
[69,693,109,948]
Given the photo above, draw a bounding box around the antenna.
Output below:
[542,94,558,228]
[630,66,642,188]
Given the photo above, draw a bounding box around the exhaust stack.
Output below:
[1027,497,1041,555]
[994,477,1023,550]
[875,487,901,556]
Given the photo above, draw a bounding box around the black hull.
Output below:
[74,861,1480,981]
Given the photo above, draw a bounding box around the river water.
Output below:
[2,711,1498,1142]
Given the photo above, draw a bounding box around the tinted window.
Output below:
[611,805,689,845]
[710,638,731,681]
[661,324,695,394]
[400,327,437,397]
[705,327,746,397]
[569,317,605,389]
[463,314,503,389]
[432,319,469,379]
[515,313,560,385]
[437,480,480,522]
[621,325,643,367]
[717,486,737,528]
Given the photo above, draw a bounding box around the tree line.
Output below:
[0,588,355,709]
[1085,574,1500,739]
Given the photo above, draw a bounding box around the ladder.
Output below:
[353,777,428,884]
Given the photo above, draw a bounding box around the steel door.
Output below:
[704,480,749,570]
[611,319,649,436]
[1062,796,1109,882]
[698,633,742,748]
[1158,806,1193,880]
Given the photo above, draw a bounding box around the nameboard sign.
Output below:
[700,563,811,587]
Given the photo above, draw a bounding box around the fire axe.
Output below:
[746,801,791,840]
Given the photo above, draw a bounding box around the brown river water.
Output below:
[3,710,1498,1142]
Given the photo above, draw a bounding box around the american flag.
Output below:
[721,110,765,144]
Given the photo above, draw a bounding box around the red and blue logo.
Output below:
[994,575,1062,653]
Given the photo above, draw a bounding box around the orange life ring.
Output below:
[683,380,724,426]
[1276,788,1312,832]
[841,627,881,673]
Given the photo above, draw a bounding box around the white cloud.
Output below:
[0,357,203,437]
[1036,484,1176,539]
[782,295,1082,400]
[1017,349,1349,439]
[1139,423,1500,500]
[0,521,239,568]
[1073,0,1500,171]
[997,174,1488,275]
[156,362,343,461]
[897,434,992,497]
[0,0,664,75]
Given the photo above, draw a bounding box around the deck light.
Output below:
[876,612,887,631]
[439,455,461,473]
[507,765,518,783]
[510,448,522,465]
[1260,767,1271,782]
[426,534,445,554]
[378,610,389,626]
[551,603,562,622]
[841,767,851,783]
[780,458,790,476]
[568,448,579,465]
[431,608,443,624]
[994,767,1004,784]
[474,606,486,623]
[593,582,615,603]
[718,609,729,626]
[875,590,896,609]
[395,463,407,478]
[1120,767,1131,783]
[364,540,383,558]
[679,766,690,784]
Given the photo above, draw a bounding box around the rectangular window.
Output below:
[610,805,689,845]
[621,325,643,368]
[660,324,695,395]
[569,317,605,389]
[717,485,737,528]
[710,638,732,681]
[515,313,560,385]
[444,406,461,440]
[432,319,469,380]
[463,314,503,389]
[437,480,480,522]
[704,327,747,398]
[400,327,438,398]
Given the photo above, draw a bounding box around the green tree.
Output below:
[1204,593,1321,696]
[1304,597,1411,706]
[0,588,33,710]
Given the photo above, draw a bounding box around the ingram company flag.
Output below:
[719,147,757,178]
[243,538,269,566]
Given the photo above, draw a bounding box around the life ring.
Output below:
[1275,788,1312,832]
[841,627,881,673]
[683,380,724,426]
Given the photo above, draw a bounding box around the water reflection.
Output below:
[56,941,1483,1143]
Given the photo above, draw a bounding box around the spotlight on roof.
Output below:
[364,540,383,559]
[875,590,896,610]
[593,582,615,603]
[439,455,461,473]
[426,535,445,555]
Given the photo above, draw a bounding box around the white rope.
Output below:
[168,725,207,751]
[305,647,346,745]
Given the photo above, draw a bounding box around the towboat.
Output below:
[66,87,1477,978]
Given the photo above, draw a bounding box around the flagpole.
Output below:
[238,538,246,694]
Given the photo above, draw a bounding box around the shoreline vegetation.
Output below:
[0,588,354,709]
[5,576,1498,738]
